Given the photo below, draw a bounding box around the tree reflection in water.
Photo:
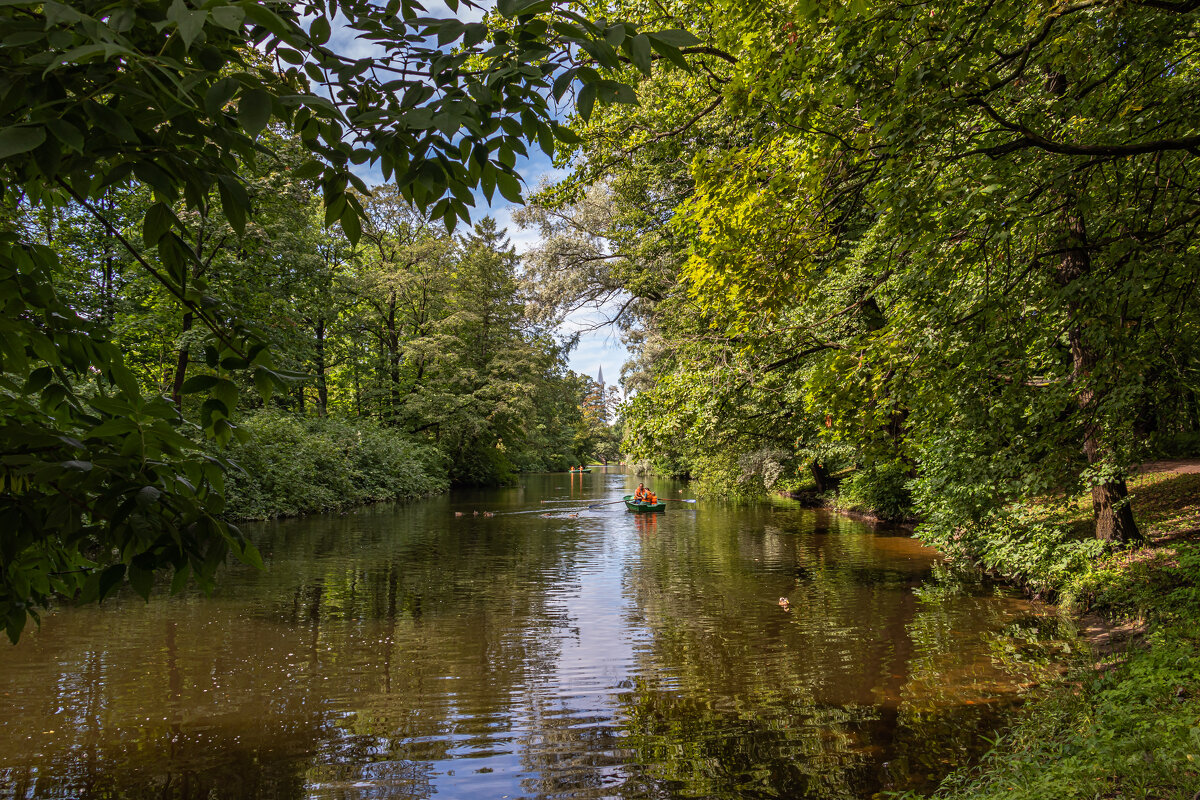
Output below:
[0,477,1069,800]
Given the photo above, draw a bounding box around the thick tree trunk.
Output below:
[1059,204,1141,544]
[1045,71,1140,544]
[810,461,836,493]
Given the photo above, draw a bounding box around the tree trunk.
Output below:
[1059,202,1141,544]
[387,296,401,424]
[171,310,193,409]
[314,318,328,417]
[1045,71,1140,544]
[810,461,837,493]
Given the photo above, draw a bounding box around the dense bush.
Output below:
[917,513,1108,596]
[837,460,914,521]
[1149,430,1200,458]
[221,411,448,519]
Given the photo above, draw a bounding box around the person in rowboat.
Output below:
[633,483,657,504]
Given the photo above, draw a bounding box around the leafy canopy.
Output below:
[0,0,698,641]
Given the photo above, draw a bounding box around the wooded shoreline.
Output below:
[791,465,1200,799]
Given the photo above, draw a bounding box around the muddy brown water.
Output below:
[0,469,1068,799]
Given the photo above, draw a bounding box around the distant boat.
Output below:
[569,468,592,473]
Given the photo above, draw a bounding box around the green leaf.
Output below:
[629,34,652,76]
[497,170,523,204]
[0,125,46,160]
[552,68,576,102]
[166,0,207,50]
[5,608,26,645]
[577,81,597,121]
[648,37,690,71]
[340,203,362,245]
[209,5,245,31]
[552,123,583,144]
[276,47,305,65]
[169,564,191,595]
[128,563,153,600]
[136,485,162,508]
[291,159,324,180]
[143,202,176,247]
[98,564,126,602]
[238,88,273,137]
[44,118,83,153]
[646,29,701,47]
[180,374,220,394]
[236,541,265,571]
[536,123,555,157]
[309,15,331,45]
[205,77,239,116]
[217,176,248,234]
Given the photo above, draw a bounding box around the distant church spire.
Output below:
[597,365,604,388]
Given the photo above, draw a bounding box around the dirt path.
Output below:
[1137,458,1200,475]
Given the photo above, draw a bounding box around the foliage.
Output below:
[536,0,1200,549]
[837,460,914,522]
[221,410,447,520]
[0,0,700,638]
[920,513,1108,597]
[906,624,1200,800]
[899,474,1200,800]
[0,235,258,643]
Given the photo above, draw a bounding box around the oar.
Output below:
[587,498,628,509]
[660,498,697,503]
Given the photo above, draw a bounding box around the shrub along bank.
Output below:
[901,470,1200,800]
[220,410,449,520]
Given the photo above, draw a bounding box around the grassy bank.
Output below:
[221,410,449,520]
[900,470,1200,800]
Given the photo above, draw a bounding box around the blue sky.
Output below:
[331,2,632,397]
[479,165,630,399]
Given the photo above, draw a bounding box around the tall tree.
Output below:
[0,0,698,639]
[538,0,1200,543]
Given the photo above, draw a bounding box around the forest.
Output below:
[538,0,1200,549]
[17,150,621,501]
[1,0,1199,796]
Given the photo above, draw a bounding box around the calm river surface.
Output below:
[0,469,1068,800]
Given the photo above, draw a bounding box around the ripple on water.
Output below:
[0,472,1070,800]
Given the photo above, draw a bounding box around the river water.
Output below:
[0,469,1068,800]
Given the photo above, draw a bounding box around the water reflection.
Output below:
[0,470,1066,799]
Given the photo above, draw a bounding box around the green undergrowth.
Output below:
[896,471,1200,800]
[221,410,449,519]
[783,464,916,522]
[832,461,915,521]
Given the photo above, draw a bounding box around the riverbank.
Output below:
[899,465,1200,800]
[220,410,449,519]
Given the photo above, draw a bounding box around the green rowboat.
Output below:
[570,468,592,473]
[624,494,666,513]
